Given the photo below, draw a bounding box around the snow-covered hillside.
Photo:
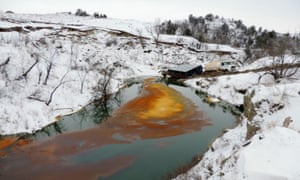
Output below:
[0,12,242,135]
[1,11,299,180]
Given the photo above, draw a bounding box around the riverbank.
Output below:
[176,62,300,179]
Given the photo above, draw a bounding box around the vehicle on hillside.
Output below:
[220,60,238,71]
[204,60,238,72]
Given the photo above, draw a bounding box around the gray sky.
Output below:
[1,0,300,33]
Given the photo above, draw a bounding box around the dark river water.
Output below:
[0,80,239,180]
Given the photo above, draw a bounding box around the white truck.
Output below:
[204,60,237,72]
[220,60,238,71]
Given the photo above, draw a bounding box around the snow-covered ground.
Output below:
[176,58,300,179]
[1,12,300,180]
[237,127,300,180]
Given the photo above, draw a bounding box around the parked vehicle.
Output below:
[220,60,237,71]
[204,60,237,72]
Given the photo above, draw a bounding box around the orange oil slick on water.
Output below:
[0,80,211,179]
[135,83,184,119]
[0,137,18,157]
[0,137,18,150]
[105,81,211,138]
[16,139,33,147]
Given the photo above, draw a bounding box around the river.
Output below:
[0,79,239,179]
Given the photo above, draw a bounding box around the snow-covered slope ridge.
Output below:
[0,12,242,53]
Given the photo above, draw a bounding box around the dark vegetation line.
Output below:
[158,14,300,63]
[159,14,299,48]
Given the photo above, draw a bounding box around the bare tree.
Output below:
[70,41,79,69]
[89,65,115,119]
[16,54,39,80]
[148,19,162,47]
[46,71,71,106]
[0,57,10,67]
[37,65,43,84]
[268,55,299,80]
[78,66,89,94]
[69,40,89,94]
[258,38,300,82]
[27,71,72,106]
[0,57,10,80]
[154,48,164,63]
[136,28,146,49]
[43,49,57,85]
[93,66,115,107]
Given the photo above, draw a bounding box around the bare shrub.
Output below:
[94,12,107,18]
[282,116,293,128]
[105,38,118,47]
[75,9,89,16]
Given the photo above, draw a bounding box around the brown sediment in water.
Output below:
[0,155,135,180]
[16,138,32,147]
[0,137,18,150]
[37,156,136,180]
[1,81,211,178]
[0,136,18,157]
